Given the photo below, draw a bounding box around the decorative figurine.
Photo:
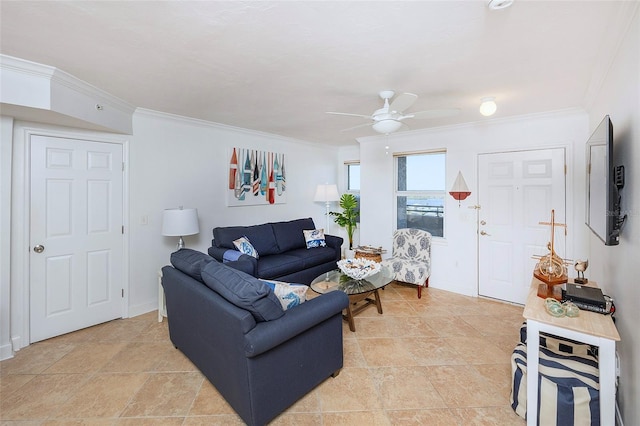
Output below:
[574,259,589,284]
[533,210,569,286]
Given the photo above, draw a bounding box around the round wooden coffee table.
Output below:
[310,266,392,332]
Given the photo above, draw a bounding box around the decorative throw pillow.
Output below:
[233,236,259,258]
[303,229,326,249]
[260,280,309,310]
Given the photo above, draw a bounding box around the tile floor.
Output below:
[1,283,526,425]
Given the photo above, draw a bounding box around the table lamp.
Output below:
[162,207,200,250]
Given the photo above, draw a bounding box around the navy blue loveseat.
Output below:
[208,218,343,284]
[162,249,349,426]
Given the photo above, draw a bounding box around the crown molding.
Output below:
[356,107,586,143]
[134,108,334,149]
[1,54,134,133]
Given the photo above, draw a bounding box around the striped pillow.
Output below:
[511,342,600,425]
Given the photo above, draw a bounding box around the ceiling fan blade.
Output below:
[405,108,461,120]
[340,122,375,133]
[326,111,371,119]
[389,93,418,113]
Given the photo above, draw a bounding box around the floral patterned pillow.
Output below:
[233,236,259,258]
[303,229,326,249]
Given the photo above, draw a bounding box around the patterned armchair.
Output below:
[381,228,431,298]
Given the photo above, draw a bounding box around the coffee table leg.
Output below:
[345,304,356,332]
[374,289,383,314]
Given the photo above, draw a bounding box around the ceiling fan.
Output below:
[327,90,460,134]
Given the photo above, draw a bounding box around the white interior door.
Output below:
[478,148,566,304]
[30,135,124,342]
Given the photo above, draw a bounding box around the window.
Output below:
[395,151,445,237]
[345,162,360,223]
[347,163,360,191]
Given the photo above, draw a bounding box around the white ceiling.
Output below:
[0,1,634,146]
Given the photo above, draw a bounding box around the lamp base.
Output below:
[325,202,331,233]
[176,236,185,251]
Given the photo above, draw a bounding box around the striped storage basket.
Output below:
[518,322,598,358]
[511,341,600,425]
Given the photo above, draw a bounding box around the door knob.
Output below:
[480,230,491,236]
[33,244,45,253]
[480,220,487,225]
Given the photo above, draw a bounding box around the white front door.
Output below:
[478,148,566,304]
[30,135,124,342]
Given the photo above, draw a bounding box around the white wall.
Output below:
[585,9,639,423]
[354,111,589,296]
[128,110,340,314]
[0,116,14,359]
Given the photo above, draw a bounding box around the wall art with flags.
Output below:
[227,147,287,206]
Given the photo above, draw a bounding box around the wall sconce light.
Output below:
[479,97,497,117]
[162,207,200,250]
[449,171,471,206]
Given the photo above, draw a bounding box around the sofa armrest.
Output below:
[244,291,349,358]
[224,256,257,276]
[208,246,258,276]
[324,234,343,248]
[324,234,344,259]
[208,245,230,261]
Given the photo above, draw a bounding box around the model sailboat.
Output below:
[533,209,569,286]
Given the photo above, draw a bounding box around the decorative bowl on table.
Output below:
[337,258,381,280]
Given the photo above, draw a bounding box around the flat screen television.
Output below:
[585,115,625,245]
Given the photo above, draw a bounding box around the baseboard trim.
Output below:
[128,301,157,318]
[0,343,14,361]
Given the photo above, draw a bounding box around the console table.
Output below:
[523,278,620,425]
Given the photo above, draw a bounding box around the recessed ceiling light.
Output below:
[488,0,514,10]
[479,97,497,117]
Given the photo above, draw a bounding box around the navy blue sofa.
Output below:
[208,217,343,284]
[161,249,349,426]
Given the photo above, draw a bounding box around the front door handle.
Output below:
[480,230,491,236]
[33,244,45,253]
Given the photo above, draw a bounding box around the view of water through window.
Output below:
[396,152,445,237]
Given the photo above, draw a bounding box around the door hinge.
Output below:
[564,164,567,175]
[122,225,124,234]
[121,289,124,298]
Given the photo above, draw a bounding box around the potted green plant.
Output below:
[329,193,359,251]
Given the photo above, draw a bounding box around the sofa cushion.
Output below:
[213,223,280,256]
[233,236,259,258]
[170,248,215,282]
[303,229,326,248]
[259,279,309,310]
[256,254,305,280]
[286,247,337,269]
[271,218,316,252]
[201,261,284,322]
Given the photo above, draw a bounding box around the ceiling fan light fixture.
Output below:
[479,97,497,117]
[488,0,514,10]
[372,119,402,134]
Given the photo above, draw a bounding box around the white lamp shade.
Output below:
[162,208,200,236]
[372,119,402,134]
[314,184,340,202]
